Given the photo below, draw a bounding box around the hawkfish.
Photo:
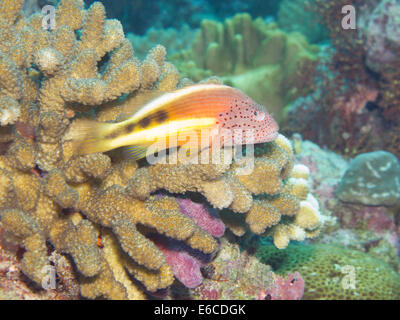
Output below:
[69,84,279,160]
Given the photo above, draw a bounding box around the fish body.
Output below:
[70,84,279,159]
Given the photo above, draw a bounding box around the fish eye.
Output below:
[254,111,266,121]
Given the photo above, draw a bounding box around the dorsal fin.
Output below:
[121,90,167,115]
[129,84,241,124]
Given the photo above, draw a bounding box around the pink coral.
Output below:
[154,237,212,289]
[335,204,396,234]
[147,196,225,290]
[258,272,304,300]
[158,244,204,289]
[177,198,225,238]
[332,84,378,122]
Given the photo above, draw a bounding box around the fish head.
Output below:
[250,103,279,143]
[217,93,279,145]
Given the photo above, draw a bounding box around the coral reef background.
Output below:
[282,0,400,160]
[84,0,282,35]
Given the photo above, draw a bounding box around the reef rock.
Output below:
[336,151,400,206]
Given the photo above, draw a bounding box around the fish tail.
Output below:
[67,119,117,155]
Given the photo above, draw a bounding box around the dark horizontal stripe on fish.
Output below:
[154,110,168,123]
[126,123,135,132]
[139,116,151,128]
[106,131,120,139]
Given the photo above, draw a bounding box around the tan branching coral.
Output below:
[0,0,200,300]
[0,0,37,131]
[126,134,322,249]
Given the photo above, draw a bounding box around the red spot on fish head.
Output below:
[217,98,279,145]
[253,104,279,143]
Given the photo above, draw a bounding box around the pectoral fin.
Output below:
[123,145,149,161]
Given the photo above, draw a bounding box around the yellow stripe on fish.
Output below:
[111,118,216,147]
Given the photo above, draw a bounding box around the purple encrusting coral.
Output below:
[151,197,224,288]
[257,272,304,300]
[177,198,226,238]
[155,238,209,289]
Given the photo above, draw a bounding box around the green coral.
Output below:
[170,13,319,122]
[256,243,400,300]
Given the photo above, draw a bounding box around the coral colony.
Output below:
[0,0,399,300]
